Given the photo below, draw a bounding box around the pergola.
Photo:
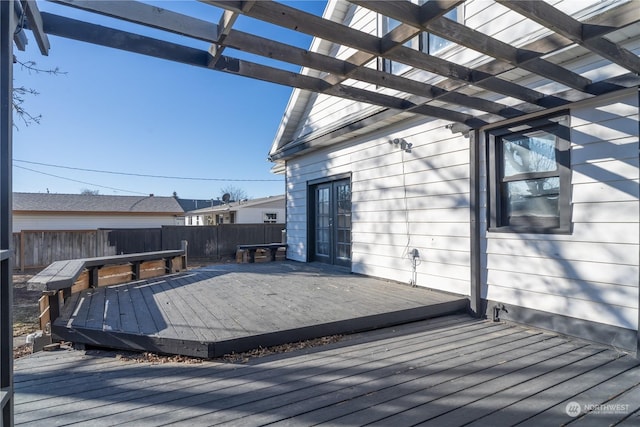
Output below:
[2,0,639,424]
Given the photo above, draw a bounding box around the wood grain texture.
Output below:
[14,315,640,426]
[52,262,468,358]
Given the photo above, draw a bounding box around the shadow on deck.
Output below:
[52,261,469,358]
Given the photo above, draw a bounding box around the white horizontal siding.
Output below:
[13,214,180,232]
[236,208,286,224]
[286,118,471,296]
[486,284,638,331]
[483,92,640,330]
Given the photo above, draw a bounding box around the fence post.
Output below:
[181,240,188,268]
[20,231,24,272]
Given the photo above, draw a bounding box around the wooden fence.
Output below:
[13,224,285,270]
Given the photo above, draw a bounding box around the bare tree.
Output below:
[220,185,249,202]
[80,188,99,195]
[13,58,65,127]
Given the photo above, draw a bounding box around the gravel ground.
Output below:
[12,270,42,358]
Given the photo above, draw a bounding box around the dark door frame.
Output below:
[307,173,352,267]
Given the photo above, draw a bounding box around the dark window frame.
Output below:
[263,212,278,224]
[378,3,462,75]
[487,113,572,234]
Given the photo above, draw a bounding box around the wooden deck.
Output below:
[14,315,640,426]
[52,262,468,358]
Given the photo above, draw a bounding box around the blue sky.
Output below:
[12,0,327,200]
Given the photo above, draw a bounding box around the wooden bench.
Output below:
[29,246,188,337]
[236,243,287,263]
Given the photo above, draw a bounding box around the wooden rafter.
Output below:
[208,8,240,65]
[204,0,569,108]
[51,0,218,41]
[38,12,486,128]
[497,0,640,73]
[351,0,594,92]
[51,0,520,120]
[23,0,50,55]
[222,30,522,118]
[54,1,520,120]
[12,4,27,51]
[23,0,640,130]
[42,1,508,123]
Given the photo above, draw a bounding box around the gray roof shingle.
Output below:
[13,192,184,214]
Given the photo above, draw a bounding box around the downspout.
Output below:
[469,129,483,317]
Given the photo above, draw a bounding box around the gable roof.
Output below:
[13,192,184,214]
[187,194,285,215]
[267,0,640,162]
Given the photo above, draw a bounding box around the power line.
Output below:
[14,165,149,195]
[13,159,284,182]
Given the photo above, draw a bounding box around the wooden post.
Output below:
[89,267,99,288]
[469,129,483,318]
[19,231,24,272]
[132,261,141,280]
[1,1,15,424]
[181,240,188,269]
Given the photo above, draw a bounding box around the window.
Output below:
[423,6,457,54]
[379,1,461,75]
[264,213,278,224]
[487,114,571,233]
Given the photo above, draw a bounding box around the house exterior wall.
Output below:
[286,117,472,296]
[481,91,640,332]
[185,208,285,225]
[236,208,285,224]
[280,0,639,348]
[13,214,181,232]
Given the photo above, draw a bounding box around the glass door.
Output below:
[314,183,332,264]
[334,180,352,267]
[311,179,351,267]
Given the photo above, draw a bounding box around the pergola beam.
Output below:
[44,0,520,119]
[223,30,522,118]
[204,0,565,109]
[351,0,594,93]
[497,0,640,73]
[12,0,27,51]
[39,12,486,128]
[23,0,50,55]
[51,0,218,42]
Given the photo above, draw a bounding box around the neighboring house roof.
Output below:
[175,198,224,212]
[187,195,285,215]
[13,192,184,215]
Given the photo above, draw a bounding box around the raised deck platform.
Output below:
[52,262,469,358]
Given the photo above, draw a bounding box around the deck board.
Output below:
[15,315,639,426]
[467,356,640,427]
[127,281,161,335]
[52,262,469,357]
[115,284,139,333]
[84,288,105,330]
